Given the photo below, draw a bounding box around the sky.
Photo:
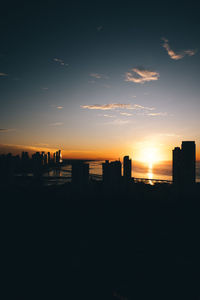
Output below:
[0,1,200,161]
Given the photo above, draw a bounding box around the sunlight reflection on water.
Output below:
[41,160,200,185]
[147,163,154,185]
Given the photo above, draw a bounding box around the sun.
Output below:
[138,147,161,165]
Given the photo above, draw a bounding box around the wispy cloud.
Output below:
[146,112,167,116]
[49,122,63,126]
[90,73,109,79]
[97,25,103,32]
[81,103,155,111]
[161,37,197,60]
[0,72,8,76]
[132,104,155,111]
[53,57,69,66]
[90,73,102,79]
[160,133,180,137]
[34,143,50,147]
[56,106,64,110]
[0,143,58,154]
[0,128,16,133]
[102,114,115,118]
[125,68,159,83]
[42,87,48,90]
[81,103,131,110]
[105,119,131,125]
[120,112,133,116]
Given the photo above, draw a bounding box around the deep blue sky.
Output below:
[0,1,200,160]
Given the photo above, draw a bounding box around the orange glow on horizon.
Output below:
[1,141,200,161]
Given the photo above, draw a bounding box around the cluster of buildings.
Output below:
[32,150,62,167]
[0,150,62,177]
[72,156,132,185]
[73,141,197,187]
[102,156,132,185]
[0,141,197,186]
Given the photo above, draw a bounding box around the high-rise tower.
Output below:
[172,141,196,185]
[123,156,132,179]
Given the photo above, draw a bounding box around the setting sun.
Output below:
[137,147,162,165]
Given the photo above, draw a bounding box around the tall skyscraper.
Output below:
[181,141,196,184]
[172,141,196,185]
[173,147,182,185]
[123,156,132,179]
[47,152,51,164]
[56,150,62,164]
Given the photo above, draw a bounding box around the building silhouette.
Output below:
[123,156,132,180]
[102,160,122,185]
[173,141,196,185]
[47,152,51,163]
[56,150,62,164]
[173,147,182,185]
[72,162,89,185]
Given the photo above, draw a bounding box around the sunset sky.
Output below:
[0,1,200,161]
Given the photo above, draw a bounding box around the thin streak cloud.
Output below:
[0,72,8,76]
[132,104,155,111]
[0,128,16,132]
[120,112,133,116]
[97,25,103,31]
[105,119,131,125]
[90,73,109,79]
[162,37,197,60]
[102,114,115,118]
[146,112,167,116]
[81,103,155,111]
[53,57,69,66]
[49,122,63,126]
[81,103,131,110]
[125,68,159,83]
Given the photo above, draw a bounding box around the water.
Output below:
[41,160,200,185]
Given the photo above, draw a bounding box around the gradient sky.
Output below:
[1,1,200,161]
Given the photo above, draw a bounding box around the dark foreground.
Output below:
[1,180,200,299]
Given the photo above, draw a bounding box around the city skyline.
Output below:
[1,2,200,162]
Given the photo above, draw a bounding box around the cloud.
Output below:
[105,119,131,125]
[146,112,167,116]
[53,58,68,66]
[89,73,109,79]
[125,68,159,83]
[102,114,115,118]
[161,37,197,60]
[42,87,48,90]
[90,73,102,79]
[56,106,64,110]
[120,112,133,116]
[161,133,180,137]
[81,103,131,110]
[34,143,50,147]
[132,104,155,111]
[0,128,16,132]
[49,122,63,126]
[0,72,8,76]
[97,25,103,31]
[0,143,58,155]
[81,103,155,111]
